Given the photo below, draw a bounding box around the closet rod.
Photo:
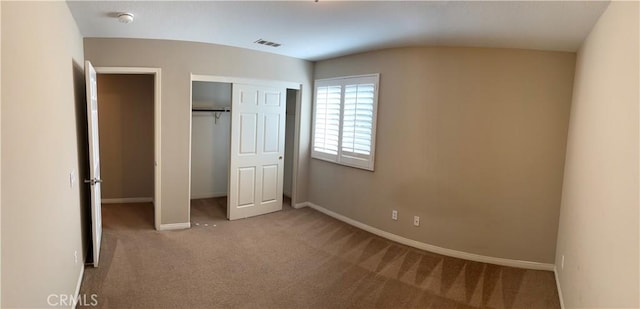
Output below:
[192,108,231,112]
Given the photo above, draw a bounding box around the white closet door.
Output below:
[228,84,286,220]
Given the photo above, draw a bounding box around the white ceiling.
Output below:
[67,1,610,61]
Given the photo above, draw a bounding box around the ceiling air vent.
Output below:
[254,39,282,48]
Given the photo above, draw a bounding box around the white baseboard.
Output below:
[554,267,565,309]
[158,222,191,231]
[190,192,227,199]
[301,201,555,271]
[73,265,84,309]
[102,197,153,204]
[293,202,309,209]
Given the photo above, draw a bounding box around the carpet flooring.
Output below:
[79,197,560,308]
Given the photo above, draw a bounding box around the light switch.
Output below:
[70,170,76,188]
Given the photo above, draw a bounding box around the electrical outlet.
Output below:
[561,255,565,270]
[74,250,78,264]
[392,210,398,220]
[413,216,420,226]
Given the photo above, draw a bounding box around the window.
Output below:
[312,74,379,171]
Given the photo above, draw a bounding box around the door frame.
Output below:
[95,67,162,230]
[188,74,302,220]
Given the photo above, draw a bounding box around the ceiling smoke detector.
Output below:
[117,13,134,24]
[254,39,282,48]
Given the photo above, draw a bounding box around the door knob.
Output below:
[279,156,283,160]
[84,178,102,185]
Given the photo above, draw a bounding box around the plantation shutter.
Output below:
[342,83,375,156]
[313,85,342,159]
[312,74,379,171]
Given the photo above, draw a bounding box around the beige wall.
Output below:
[1,2,86,307]
[312,47,575,264]
[85,38,314,225]
[555,1,639,307]
[97,74,154,200]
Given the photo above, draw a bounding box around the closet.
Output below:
[190,79,298,222]
[283,89,296,198]
[190,81,232,200]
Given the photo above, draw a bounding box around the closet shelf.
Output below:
[192,107,231,112]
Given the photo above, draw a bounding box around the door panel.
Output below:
[237,167,256,207]
[262,165,278,202]
[263,114,281,153]
[240,89,258,106]
[264,91,282,106]
[239,114,258,154]
[229,84,286,220]
[85,61,102,267]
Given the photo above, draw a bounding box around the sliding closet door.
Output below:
[228,84,286,220]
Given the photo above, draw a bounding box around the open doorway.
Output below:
[189,78,300,225]
[96,73,154,229]
[93,67,162,231]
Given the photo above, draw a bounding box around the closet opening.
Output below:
[189,78,300,224]
[96,73,157,230]
[190,81,232,223]
[283,89,298,205]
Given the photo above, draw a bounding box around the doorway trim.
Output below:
[95,66,162,230]
[188,74,303,221]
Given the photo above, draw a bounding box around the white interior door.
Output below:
[85,60,102,267]
[228,84,286,220]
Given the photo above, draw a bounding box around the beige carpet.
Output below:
[79,198,560,308]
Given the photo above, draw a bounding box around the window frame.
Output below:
[311,73,380,171]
